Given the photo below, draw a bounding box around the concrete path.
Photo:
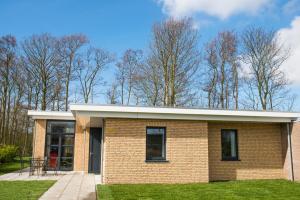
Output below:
[0,169,99,200]
[39,172,97,200]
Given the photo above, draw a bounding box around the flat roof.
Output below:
[28,110,75,120]
[28,104,300,122]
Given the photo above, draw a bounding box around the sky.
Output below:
[0,0,300,110]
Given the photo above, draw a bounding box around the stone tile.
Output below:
[39,173,97,200]
[0,169,97,200]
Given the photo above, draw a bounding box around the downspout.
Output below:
[287,122,295,181]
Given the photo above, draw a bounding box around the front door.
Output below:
[89,128,102,174]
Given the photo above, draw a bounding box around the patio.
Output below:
[0,168,100,200]
[0,168,62,181]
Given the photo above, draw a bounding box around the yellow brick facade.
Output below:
[32,119,89,172]
[103,118,209,184]
[33,119,46,159]
[208,122,284,181]
[33,118,296,184]
[291,122,300,181]
[73,124,90,172]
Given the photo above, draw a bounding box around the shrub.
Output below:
[0,145,18,163]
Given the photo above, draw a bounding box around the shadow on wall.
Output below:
[105,118,208,139]
[208,122,286,181]
[290,122,300,181]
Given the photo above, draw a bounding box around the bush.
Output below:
[0,145,18,163]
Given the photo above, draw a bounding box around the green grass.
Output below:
[0,181,55,200]
[0,157,30,175]
[98,180,300,200]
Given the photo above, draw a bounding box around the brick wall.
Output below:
[208,122,284,181]
[291,122,300,181]
[33,118,291,183]
[73,120,90,172]
[103,118,209,184]
[33,119,46,158]
[281,123,290,180]
[32,118,90,172]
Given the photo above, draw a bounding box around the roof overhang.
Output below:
[28,110,75,120]
[68,104,300,123]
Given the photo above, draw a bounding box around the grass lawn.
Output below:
[0,181,55,200]
[0,157,30,175]
[98,180,300,200]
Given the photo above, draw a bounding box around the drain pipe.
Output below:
[287,122,295,181]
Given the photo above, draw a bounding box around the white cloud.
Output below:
[277,16,300,85]
[157,0,271,19]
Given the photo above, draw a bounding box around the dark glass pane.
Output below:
[50,135,59,145]
[61,146,73,157]
[146,128,165,160]
[47,121,75,134]
[45,120,75,171]
[61,135,74,146]
[147,144,163,158]
[60,157,73,170]
[147,128,164,135]
[46,135,51,146]
[222,130,237,160]
[148,134,163,146]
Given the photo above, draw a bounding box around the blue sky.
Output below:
[1,0,300,110]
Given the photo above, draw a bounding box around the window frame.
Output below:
[44,120,76,171]
[145,126,167,162]
[221,129,239,161]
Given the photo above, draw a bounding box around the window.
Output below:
[45,121,75,171]
[221,129,239,161]
[146,127,166,161]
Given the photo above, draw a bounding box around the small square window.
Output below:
[146,127,166,161]
[221,129,239,161]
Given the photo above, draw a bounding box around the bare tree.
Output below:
[203,31,239,109]
[241,27,291,110]
[22,34,60,110]
[0,35,17,143]
[149,18,200,106]
[115,49,142,105]
[76,47,113,103]
[50,68,65,111]
[135,57,164,106]
[57,34,88,111]
[106,83,119,104]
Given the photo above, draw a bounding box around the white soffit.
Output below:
[28,110,75,120]
[69,104,300,123]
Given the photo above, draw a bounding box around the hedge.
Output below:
[0,145,18,163]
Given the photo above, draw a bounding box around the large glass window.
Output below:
[146,127,166,161]
[45,121,75,171]
[221,129,239,161]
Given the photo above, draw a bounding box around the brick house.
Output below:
[28,104,300,184]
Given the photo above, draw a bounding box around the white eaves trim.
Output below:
[69,104,300,123]
[28,110,75,120]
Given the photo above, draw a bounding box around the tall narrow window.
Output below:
[221,129,239,161]
[146,127,166,161]
[46,121,75,171]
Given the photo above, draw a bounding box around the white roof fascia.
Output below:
[70,104,300,123]
[28,110,75,120]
